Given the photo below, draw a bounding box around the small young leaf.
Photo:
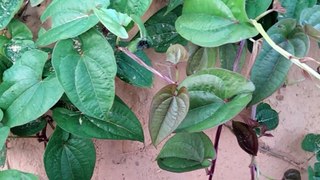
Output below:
[166,44,189,64]
[186,47,218,75]
[0,0,24,30]
[301,133,320,152]
[165,0,183,15]
[250,19,310,105]
[176,68,255,132]
[52,29,116,120]
[53,96,144,142]
[157,132,215,172]
[0,170,38,180]
[300,5,320,41]
[94,8,131,39]
[278,0,316,20]
[116,50,153,87]
[44,127,96,180]
[256,109,279,131]
[256,102,272,112]
[175,0,258,47]
[245,0,272,19]
[0,50,64,127]
[282,169,301,180]
[110,0,152,17]
[149,84,189,146]
[10,118,47,136]
[232,121,259,156]
[144,6,187,52]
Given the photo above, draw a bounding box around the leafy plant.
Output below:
[0,0,319,179]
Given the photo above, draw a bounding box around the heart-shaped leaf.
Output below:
[11,118,47,136]
[37,0,109,46]
[94,8,132,39]
[186,47,218,75]
[0,170,37,180]
[249,19,309,105]
[53,96,144,142]
[256,108,279,131]
[301,133,320,152]
[278,0,316,20]
[144,6,187,52]
[232,121,258,156]
[0,0,24,30]
[245,0,272,19]
[175,0,258,47]
[110,0,152,17]
[44,127,96,180]
[116,50,153,87]
[157,132,215,172]
[149,84,189,146]
[52,29,116,120]
[300,5,320,41]
[0,50,64,127]
[176,68,255,132]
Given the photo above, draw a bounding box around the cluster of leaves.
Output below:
[302,133,320,179]
[0,0,318,179]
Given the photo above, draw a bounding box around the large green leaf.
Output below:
[52,29,116,120]
[175,0,258,47]
[0,50,64,127]
[110,0,152,16]
[0,170,38,180]
[278,0,316,20]
[186,47,218,75]
[176,68,255,132]
[250,19,309,105]
[116,50,153,87]
[157,132,215,172]
[36,0,109,46]
[0,0,24,30]
[44,127,95,180]
[300,5,320,41]
[53,96,144,142]
[149,84,189,146]
[94,8,131,39]
[144,6,187,52]
[245,0,272,19]
[11,118,47,136]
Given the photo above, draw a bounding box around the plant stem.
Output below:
[208,125,223,180]
[251,19,320,80]
[118,47,176,84]
[233,40,246,72]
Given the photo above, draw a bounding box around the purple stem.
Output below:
[250,164,255,180]
[118,47,176,84]
[233,40,246,72]
[208,125,223,180]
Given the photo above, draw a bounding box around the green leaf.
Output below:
[116,50,153,87]
[300,5,320,41]
[245,0,272,19]
[44,127,95,180]
[0,170,38,180]
[278,0,316,20]
[250,19,309,105]
[149,84,189,146]
[317,152,320,161]
[94,8,131,39]
[30,0,44,7]
[36,0,109,46]
[11,118,47,136]
[0,145,6,167]
[175,0,258,47]
[145,6,187,52]
[186,47,218,76]
[256,102,272,112]
[165,0,183,15]
[110,0,152,16]
[219,43,246,72]
[52,29,116,120]
[0,109,3,121]
[0,126,9,151]
[0,0,24,30]
[176,68,255,132]
[7,19,33,39]
[301,133,320,152]
[157,132,215,172]
[256,109,279,131]
[53,96,144,142]
[0,50,64,127]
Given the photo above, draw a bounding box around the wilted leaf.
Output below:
[157,132,215,172]
[166,44,189,64]
[149,84,189,146]
[232,121,258,156]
